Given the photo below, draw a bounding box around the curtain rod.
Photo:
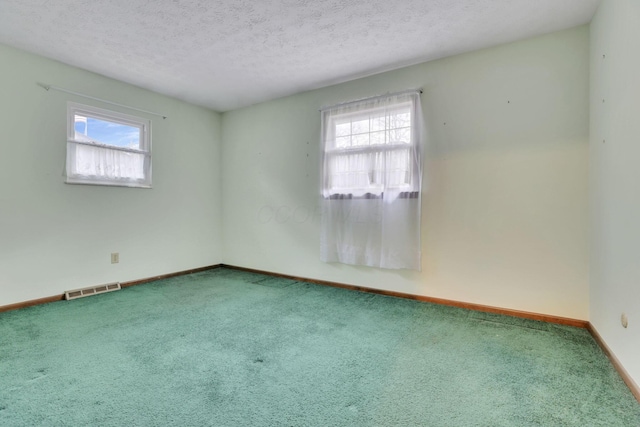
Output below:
[320,88,422,112]
[37,82,167,119]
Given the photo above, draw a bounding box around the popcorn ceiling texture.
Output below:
[0,0,599,111]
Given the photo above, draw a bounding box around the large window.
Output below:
[66,102,152,188]
[320,91,423,270]
[322,95,419,199]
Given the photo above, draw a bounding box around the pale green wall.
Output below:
[222,26,590,320]
[590,0,640,388]
[0,43,223,306]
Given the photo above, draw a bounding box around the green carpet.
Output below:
[1,268,639,426]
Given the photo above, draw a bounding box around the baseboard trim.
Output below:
[0,264,222,313]
[120,264,222,288]
[220,264,588,328]
[0,294,66,313]
[0,263,587,329]
[587,323,640,403]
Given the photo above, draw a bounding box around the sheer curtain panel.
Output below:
[320,90,424,270]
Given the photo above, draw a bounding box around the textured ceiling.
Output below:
[0,0,600,112]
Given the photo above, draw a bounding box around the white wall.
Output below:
[222,26,590,320]
[0,43,223,306]
[590,0,640,388]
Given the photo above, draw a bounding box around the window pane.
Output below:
[74,114,141,150]
[388,127,411,144]
[370,130,386,145]
[390,112,410,129]
[352,133,369,147]
[335,122,351,137]
[351,118,369,135]
[336,136,350,148]
[371,115,386,132]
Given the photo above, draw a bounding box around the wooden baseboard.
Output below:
[0,294,66,313]
[0,264,222,313]
[220,264,588,328]
[587,323,640,403]
[1,263,586,329]
[120,264,222,288]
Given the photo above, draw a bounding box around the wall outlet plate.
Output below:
[111,252,119,264]
[621,313,628,328]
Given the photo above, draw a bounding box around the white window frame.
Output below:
[66,102,152,188]
[322,95,419,199]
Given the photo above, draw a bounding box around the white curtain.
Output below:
[320,91,423,270]
[66,137,151,187]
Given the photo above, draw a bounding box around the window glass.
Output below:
[74,115,141,150]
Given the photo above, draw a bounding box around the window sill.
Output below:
[65,178,152,189]
[324,191,419,200]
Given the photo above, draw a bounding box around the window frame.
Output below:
[321,96,419,199]
[66,102,152,188]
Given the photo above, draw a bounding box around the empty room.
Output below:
[1,0,639,425]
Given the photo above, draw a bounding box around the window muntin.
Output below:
[66,103,151,188]
[331,104,412,149]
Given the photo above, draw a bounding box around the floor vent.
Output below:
[65,283,121,300]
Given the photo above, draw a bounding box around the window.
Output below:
[66,102,152,188]
[321,93,419,199]
[320,91,424,270]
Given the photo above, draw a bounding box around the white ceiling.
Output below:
[0,0,600,112]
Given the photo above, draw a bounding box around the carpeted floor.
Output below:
[1,268,639,426]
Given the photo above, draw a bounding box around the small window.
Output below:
[66,102,152,188]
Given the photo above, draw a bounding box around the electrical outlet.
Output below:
[111,252,119,264]
[621,313,628,328]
